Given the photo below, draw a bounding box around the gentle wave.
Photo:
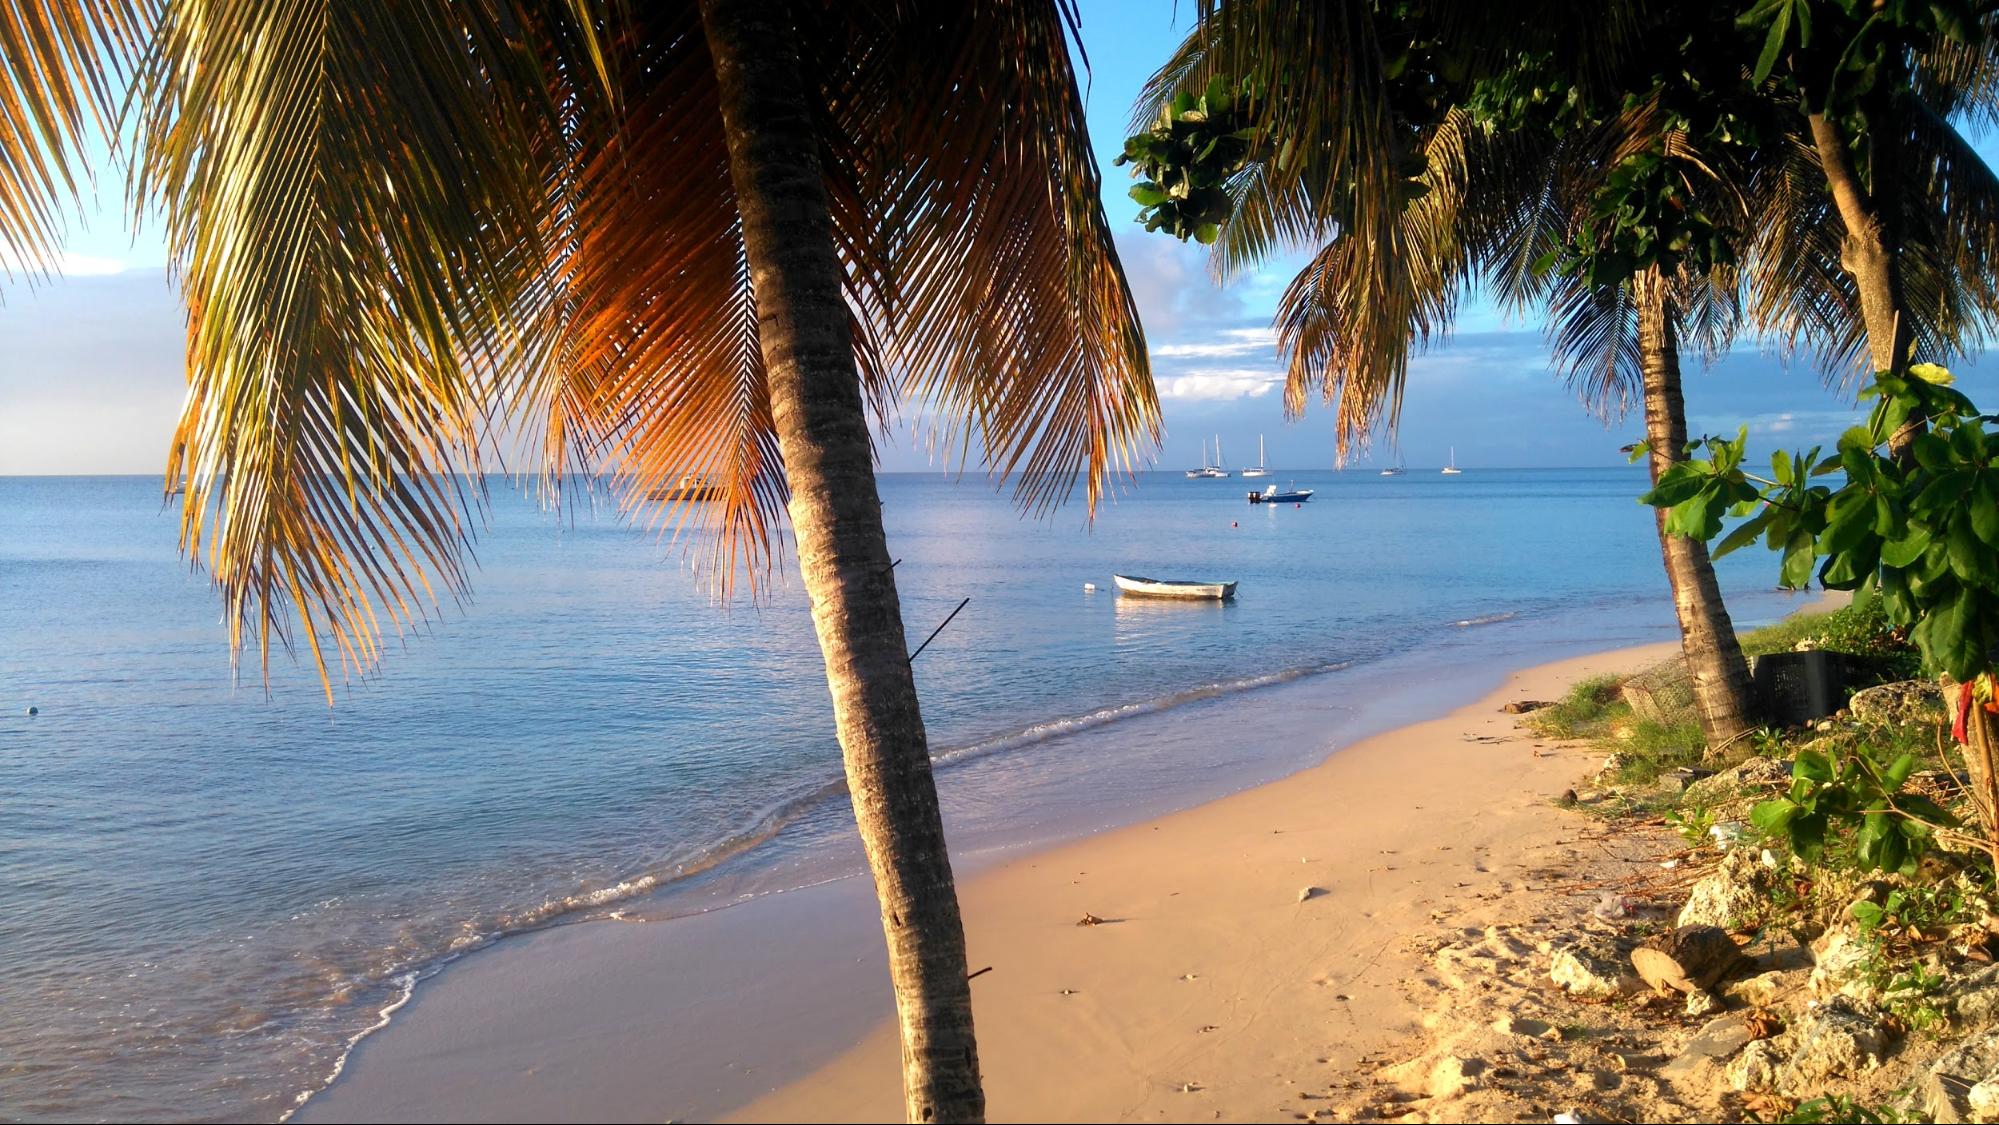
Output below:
[1452,611,1522,628]
[282,645,1397,1118]
[931,658,1358,770]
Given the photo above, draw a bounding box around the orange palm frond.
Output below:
[134,0,603,693]
[835,0,1156,514]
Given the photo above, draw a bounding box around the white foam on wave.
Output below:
[1451,611,1520,628]
[283,968,421,1123]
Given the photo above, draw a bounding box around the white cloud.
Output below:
[1152,327,1278,360]
[1158,368,1284,401]
[58,252,129,276]
[0,248,129,277]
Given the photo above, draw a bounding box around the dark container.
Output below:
[1751,650,1868,726]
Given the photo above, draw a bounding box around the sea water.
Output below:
[0,470,1800,1121]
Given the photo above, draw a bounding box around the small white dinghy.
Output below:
[1112,574,1238,600]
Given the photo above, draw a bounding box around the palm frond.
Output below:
[1677,263,1742,368]
[513,2,809,593]
[835,0,1157,513]
[1899,99,1999,362]
[1739,133,1867,379]
[1543,273,1642,420]
[0,0,145,274]
[1271,108,1483,456]
[136,0,601,691]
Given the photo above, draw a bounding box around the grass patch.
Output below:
[1524,674,1628,739]
[1738,610,1836,658]
[1738,601,1923,681]
[1526,673,1704,785]
[1608,718,1707,784]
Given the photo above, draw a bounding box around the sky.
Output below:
[4,1,1996,477]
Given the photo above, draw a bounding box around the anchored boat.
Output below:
[647,474,723,501]
[1184,435,1230,478]
[1112,574,1237,600]
[1248,483,1314,504]
[1241,435,1271,478]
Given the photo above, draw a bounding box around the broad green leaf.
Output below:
[1973,484,1999,549]
[1882,525,1932,568]
[1948,520,1995,584]
[1750,798,1799,833]
[1795,749,1834,782]
[1781,529,1816,588]
[1714,511,1772,559]
[1884,753,1920,788]
[1791,810,1828,860]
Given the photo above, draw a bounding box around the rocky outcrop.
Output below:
[1920,1031,1999,1124]
[1953,964,1999,1031]
[1549,934,1643,1000]
[1679,849,1774,930]
[1808,927,1877,999]
[1680,756,1792,817]
[1849,679,1947,726]
[1728,1038,1785,1091]
[1778,997,1890,1093]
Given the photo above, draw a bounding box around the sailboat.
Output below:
[1241,435,1271,478]
[1441,447,1463,475]
[1185,435,1229,478]
[1379,452,1406,477]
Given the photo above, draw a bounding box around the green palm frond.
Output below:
[1543,274,1642,420]
[0,0,145,274]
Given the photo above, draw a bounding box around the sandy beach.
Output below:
[729,641,1680,1122]
[300,636,1687,1123]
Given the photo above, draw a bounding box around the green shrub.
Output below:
[1525,674,1629,739]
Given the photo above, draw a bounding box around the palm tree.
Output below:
[1127,3,1999,749]
[1739,2,1999,454]
[1126,8,1763,745]
[2,2,1157,1121]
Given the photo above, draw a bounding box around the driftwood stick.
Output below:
[908,597,971,663]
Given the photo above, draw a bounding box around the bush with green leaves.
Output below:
[1641,363,1998,680]
[1750,742,1953,874]
[1115,76,1257,245]
[1647,364,1999,866]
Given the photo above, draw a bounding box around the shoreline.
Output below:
[296,625,1701,1124]
[726,640,1683,1122]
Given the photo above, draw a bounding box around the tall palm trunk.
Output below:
[1634,267,1758,747]
[700,1,984,1121]
[1964,693,1999,851]
[1805,105,1920,459]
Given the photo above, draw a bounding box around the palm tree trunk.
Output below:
[1966,698,1999,847]
[1805,108,1920,459]
[1945,675,1999,852]
[1634,267,1758,747]
[699,1,984,1121]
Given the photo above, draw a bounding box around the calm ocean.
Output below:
[0,469,1799,1122]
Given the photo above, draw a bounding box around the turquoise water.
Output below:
[0,470,1796,1122]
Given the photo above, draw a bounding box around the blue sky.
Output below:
[3,0,1994,476]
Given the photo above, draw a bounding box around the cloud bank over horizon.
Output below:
[2,250,1968,480]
